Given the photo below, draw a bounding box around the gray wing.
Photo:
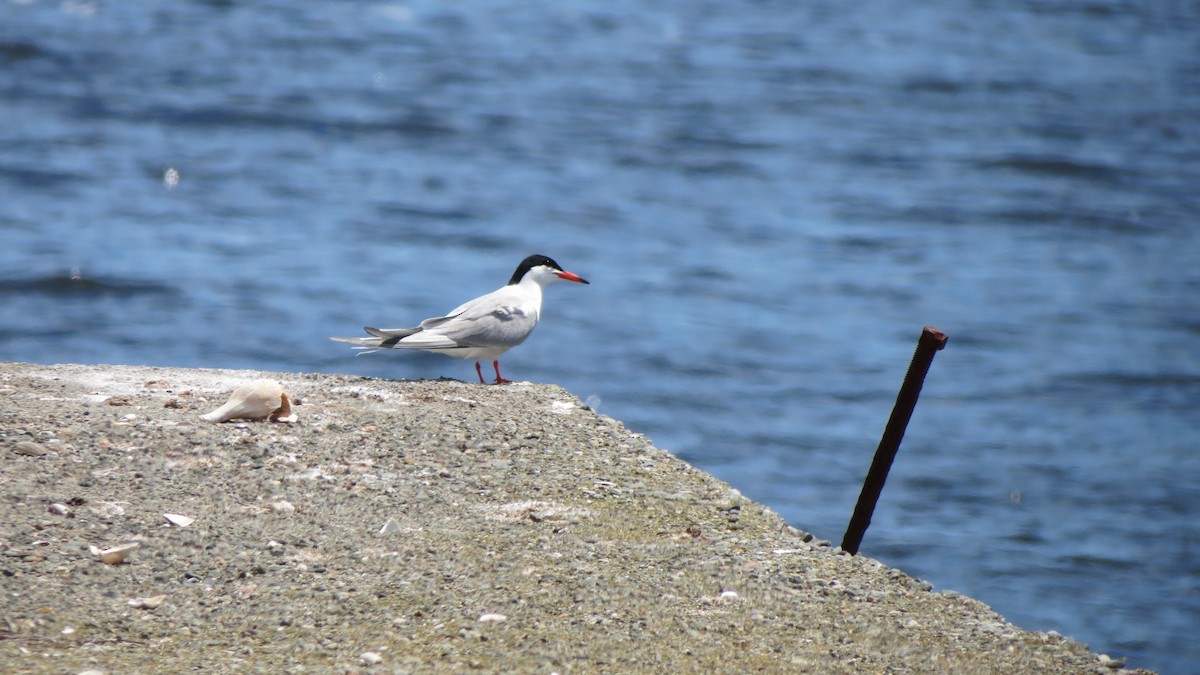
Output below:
[404,288,539,350]
[331,284,538,352]
[329,325,421,351]
[363,326,422,347]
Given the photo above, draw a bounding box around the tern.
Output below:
[331,254,589,384]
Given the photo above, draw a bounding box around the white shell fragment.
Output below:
[478,613,508,623]
[164,513,195,527]
[128,595,167,610]
[200,380,297,423]
[90,542,140,565]
[379,518,402,534]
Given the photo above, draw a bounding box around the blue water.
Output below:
[3,2,1198,671]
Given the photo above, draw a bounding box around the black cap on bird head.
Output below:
[508,254,564,285]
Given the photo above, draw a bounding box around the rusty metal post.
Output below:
[841,326,948,556]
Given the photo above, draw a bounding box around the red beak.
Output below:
[556,271,590,284]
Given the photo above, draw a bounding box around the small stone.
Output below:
[478,613,507,622]
[128,595,167,610]
[93,502,127,517]
[13,441,48,456]
[49,503,74,517]
[360,651,383,665]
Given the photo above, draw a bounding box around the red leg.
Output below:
[492,360,512,384]
[474,361,486,384]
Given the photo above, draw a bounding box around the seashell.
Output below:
[90,542,140,565]
[128,594,167,610]
[164,513,194,527]
[200,380,296,423]
[478,613,507,622]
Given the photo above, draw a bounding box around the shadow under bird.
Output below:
[331,254,589,384]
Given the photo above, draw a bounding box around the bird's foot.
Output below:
[491,360,512,385]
